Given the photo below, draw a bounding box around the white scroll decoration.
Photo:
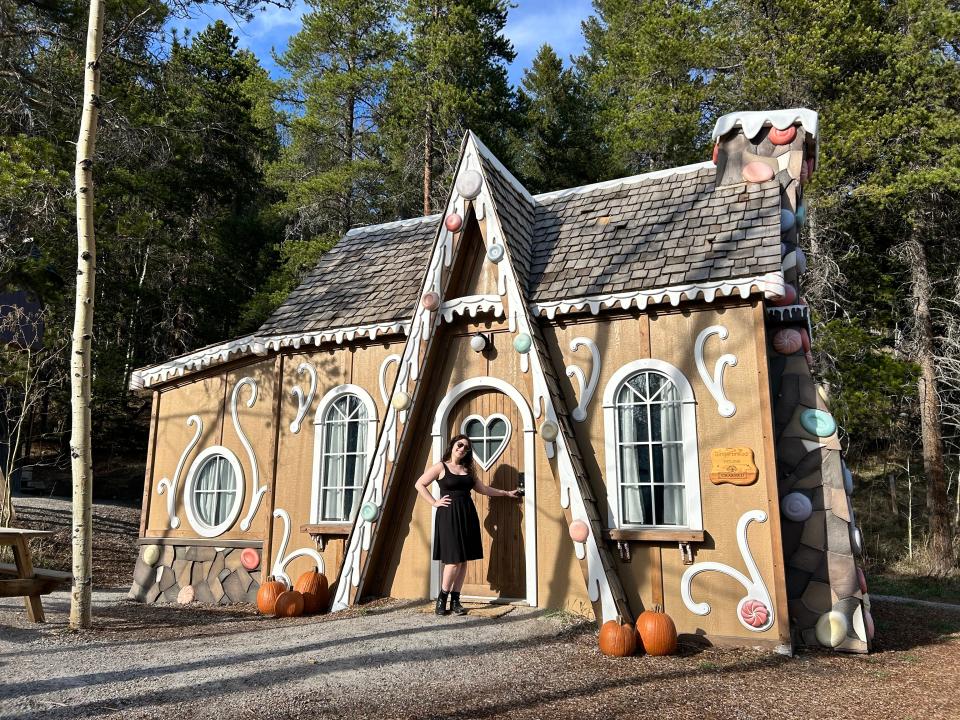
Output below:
[289,362,317,433]
[156,415,202,529]
[565,337,600,422]
[234,377,267,532]
[681,510,775,632]
[378,354,401,406]
[271,508,325,586]
[695,325,737,417]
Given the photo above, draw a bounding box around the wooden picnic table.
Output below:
[0,528,71,622]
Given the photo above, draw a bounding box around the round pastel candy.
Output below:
[444,213,463,232]
[487,244,505,263]
[360,502,380,522]
[392,391,411,411]
[781,492,813,522]
[240,548,260,571]
[569,520,589,543]
[456,170,483,199]
[842,462,854,494]
[540,420,559,442]
[422,291,441,311]
[772,328,802,355]
[795,203,807,226]
[470,333,487,352]
[815,610,848,647]
[800,409,836,437]
[768,125,797,145]
[781,208,796,232]
[513,333,532,354]
[743,161,775,183]
[143,544,161,566]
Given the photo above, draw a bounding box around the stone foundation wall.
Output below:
[128,544,262,605]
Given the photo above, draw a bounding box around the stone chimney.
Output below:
[712,109,818,293]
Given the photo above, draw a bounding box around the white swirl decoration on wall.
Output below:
[694,325,737,417]
[271,508,325,587]
[564,337,600,422]
[680,509,775,632]
[234,377,267,531]
[156,415,203,529]
[289,362,317,433]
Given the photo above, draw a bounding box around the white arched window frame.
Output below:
[311,384,378,524]
[602,359,703,532]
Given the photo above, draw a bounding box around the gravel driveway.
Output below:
[4,493,960,719]
[0,590,586,719]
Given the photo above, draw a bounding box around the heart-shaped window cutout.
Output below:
[461,413,512,471]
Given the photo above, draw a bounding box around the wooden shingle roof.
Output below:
[258,147,782,338]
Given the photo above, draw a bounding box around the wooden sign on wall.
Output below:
[709,447,759,486]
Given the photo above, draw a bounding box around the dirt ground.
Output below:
[2,495,959,720]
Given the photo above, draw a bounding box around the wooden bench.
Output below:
[0,563,71,595]
[0,528,68,622]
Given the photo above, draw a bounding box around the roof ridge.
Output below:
[345,213,441,237]
[467,131,536,206]
[533,161,715,202]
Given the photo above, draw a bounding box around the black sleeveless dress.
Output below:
[433,462,483,564]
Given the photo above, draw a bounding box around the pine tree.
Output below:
[580,0,727,174]
[510,44,604,194]
[383,0,516,215]
[271,0,399,241]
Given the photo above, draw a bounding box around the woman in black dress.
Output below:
[414,434,520,616]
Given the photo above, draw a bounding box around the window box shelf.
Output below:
[602,528,704,543]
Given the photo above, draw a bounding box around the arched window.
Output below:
[312,385,378,523]
[603,360,702,530]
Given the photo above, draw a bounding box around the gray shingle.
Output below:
[257,152,782,338]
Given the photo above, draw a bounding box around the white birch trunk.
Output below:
[71,0,105,629]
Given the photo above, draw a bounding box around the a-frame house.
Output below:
[129,109,872,654]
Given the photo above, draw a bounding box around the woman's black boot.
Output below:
[450,591,467,615]
[435,591,450,616]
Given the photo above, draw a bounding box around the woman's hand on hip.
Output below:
[433,495,452,508]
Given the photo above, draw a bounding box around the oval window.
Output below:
[184,447,245,537]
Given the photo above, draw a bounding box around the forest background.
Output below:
[2,0,959,580]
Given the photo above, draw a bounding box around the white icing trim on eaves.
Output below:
[130,320,409,390]
[534,161,715,203]
[531,272,786,319]
[344,213,441,237]
[438,294,504,322]
[712,108,819,141]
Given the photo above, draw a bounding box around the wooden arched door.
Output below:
[447,389,526,600]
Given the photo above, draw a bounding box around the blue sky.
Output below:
[170,0,595,86]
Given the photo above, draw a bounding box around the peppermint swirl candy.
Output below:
[740,599,770,628]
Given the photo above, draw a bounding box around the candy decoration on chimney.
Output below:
[768,125,798,145]
[742,161,775,183]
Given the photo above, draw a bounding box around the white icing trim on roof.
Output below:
[468,131,537,205]
[344,213,440,237]
[712,108,819,141]
[438,294,504,322]
[533,162,715,203]
[130,319,410,390]
[530,271,786,319]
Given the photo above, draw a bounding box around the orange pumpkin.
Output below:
[598,617,638,657]
[294,566,330,614]
[274,590,305,618]
[256,576,287,615]
[636,606,678,656]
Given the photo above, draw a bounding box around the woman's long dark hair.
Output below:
[442,433,476,476]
